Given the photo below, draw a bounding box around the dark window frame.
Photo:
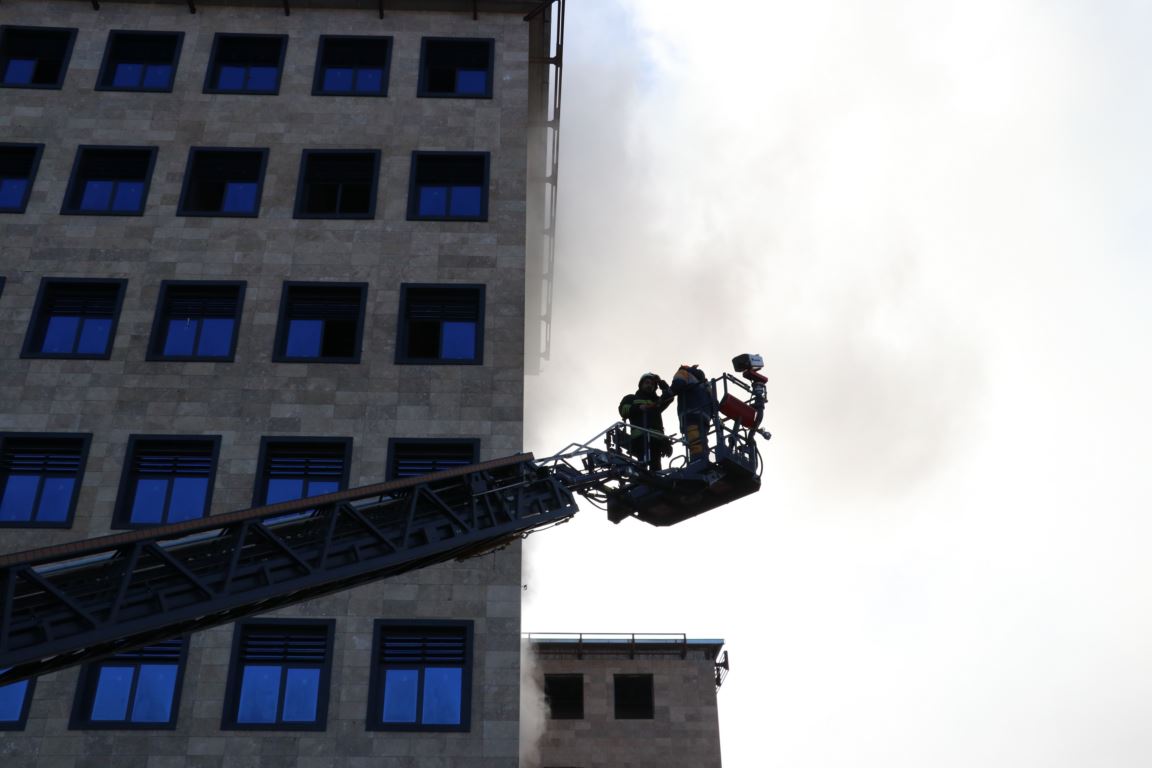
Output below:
[60,145,158,216]
[407,151,490,222]
[177,147,269,218]
[252,436,353,508]
[312,35,392,97]
[21,277,128,360]
[69,637,189,730]
[95,30,184,93]
[385,438,479,481]
[203,33,287,95]
[0,432,91,529]
[417,37,494,99]
[221,619,336,731]
[0,676,36,730]
[366,620,473,732]
[544,674,584,720]
[0,142,44,214]
[146,280,246,362]
[272,282,368,364]
[111,435,222,530]
[293,149,381,220]
[395,283,485,366]
[614,673,655,720]
[0,25,77,90]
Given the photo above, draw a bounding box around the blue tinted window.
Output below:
[129,477,168,525]
[132,664,177,723]
[216,65,243,90]
[112,62,142,87]
[0,475,38,522]
[112,181,144,212]
[197,318,234,356]
[222,182,257,213]
[455,69,486,94]
[247,66,277,91]
[323,67,353,92]
[0,680,29,722]
[154,284,242,360]
[41,315,79,353]
[3,59,35,85]
[265,478,304,505]
[163,318,197,356]
[90,666,133,721]
[440,321,476,360]
[237,665,280,723]
[418,186,447,217]
[306,480,339,497]
[230,623,331,730]
[449,186,482,217]
[120,440,215,527]
[285,319,323,357]
[282,668,320,722]
[76,317,112,354]
[355,68,382,93]
[422,667,462,725]
[168,476,208,523]
[0,178,28,209]
[142,64,172,89]
[80,180,113,210]
[37,477,75,522]
[382,669,418,723]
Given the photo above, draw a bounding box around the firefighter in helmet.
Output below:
[618,373,674,471]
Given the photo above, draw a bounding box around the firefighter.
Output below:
[669,364,715,464]
[618,372,674,471]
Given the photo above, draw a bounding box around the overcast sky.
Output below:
[521,1,1152,765]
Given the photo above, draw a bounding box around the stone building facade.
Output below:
[524,634,727,768]
[0,1,556,766]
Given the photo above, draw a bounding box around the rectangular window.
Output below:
[148,281,245,361]
[223,621,334,730]
[614,674,654,719]
[313,35,391,96]
[254,438,351,508]
[0,678,35,730]
[367,621,472,731]
[22,278,127,359]
[113,437,220,529]
[396,284,484,365]
[97,31,183,92]
[0,143,44,213]
[0,433,89,528]
[205,34,287,94]
[177,148,267,217]
[418,37,493,98]
[294,150,379,219]
[408,151,489,221]
[544,674,584,720]
[61,146,157,216]
[386,439,478,480]
[274,282,366,363]
[70,638,187,729]
[1,25,76,89]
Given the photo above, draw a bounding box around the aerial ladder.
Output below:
[0,355,771,687]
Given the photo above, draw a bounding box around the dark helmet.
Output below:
[638,372,660,388]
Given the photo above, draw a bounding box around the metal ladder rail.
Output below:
[0,454,578,685]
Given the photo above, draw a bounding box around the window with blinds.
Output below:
[274,283,367,362]
[224,621,335,730]
[368,622,472,731]
[22,278,127,359]
[113,436,219,528]
[407,151,489,221]
[386,439,478,480]
[396,284,485,364]
[255,438,350,508]
[71,638,187,728]
[149,281,245,361]
[0,433,89,527]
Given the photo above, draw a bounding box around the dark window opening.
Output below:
[0,434,88,528]
[62,146,156,215]
[387,439,478,480]
[418,38,493,98]
[408,152,488,221]
[0,678,35,730]
[70,638,187,728]
[295,151,379,219]
[23,279,126,359]
[368,622,472,731]
[113,438,219,528]
[223,621,334,730]
[0,143,43,213]
[614,674,654,719]
[205,34,286,94]
[98,31,182,92]
[149,281,244,361]
[1,26,76,89]
[314,36,391,96]
[544,674,584,720]
[274,283,366,363]
[178,149,267,216]
[396,284,484,364]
